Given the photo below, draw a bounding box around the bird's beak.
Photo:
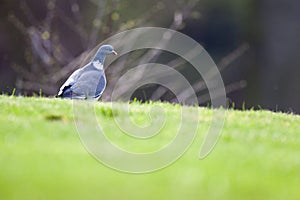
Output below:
[112,50,118,55]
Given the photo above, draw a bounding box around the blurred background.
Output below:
[0,0,299,113]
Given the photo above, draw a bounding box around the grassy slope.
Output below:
[0,96,300,200]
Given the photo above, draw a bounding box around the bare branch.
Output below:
[88,0,107,48]
[218,43,250,71]
[197,80,247,105]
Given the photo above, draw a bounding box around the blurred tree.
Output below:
[2,0,201,95]
[259,0,300,112]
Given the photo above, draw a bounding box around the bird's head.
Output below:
[92,45,117,65]
[98,45,118,56]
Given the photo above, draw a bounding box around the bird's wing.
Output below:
[57,68,83,96]
[71,70,105,98]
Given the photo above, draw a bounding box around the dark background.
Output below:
[0,0,299,113]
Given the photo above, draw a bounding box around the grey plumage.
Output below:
[57,45,117,100]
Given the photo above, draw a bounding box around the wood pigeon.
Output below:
[57,45,117,100]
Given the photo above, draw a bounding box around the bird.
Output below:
[56,45,117,100]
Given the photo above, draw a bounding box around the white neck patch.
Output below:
[93,60,104,70]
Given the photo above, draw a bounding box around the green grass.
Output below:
[1,95,300,200]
